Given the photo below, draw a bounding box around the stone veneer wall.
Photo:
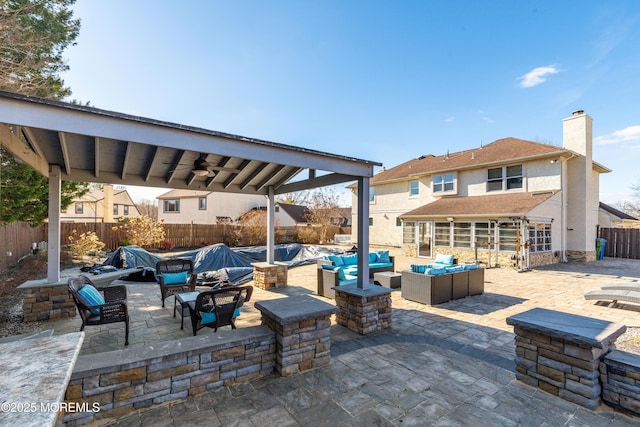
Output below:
[601,350,640,415]
[566,250,597,262]
[22,284,76,322]
[512,326,609,409]
[334,288,392,335]
[63,326,276,426]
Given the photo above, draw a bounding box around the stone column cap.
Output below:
[255,296,338,323]
[506,307,626,348]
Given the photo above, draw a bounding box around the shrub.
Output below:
[115,216,166,248]
[296,227,318,244]
[68,230,105,258]
[161,240,174,251]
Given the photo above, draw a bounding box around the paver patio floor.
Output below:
[46,248,640,425]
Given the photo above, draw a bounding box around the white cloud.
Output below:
[445,116,454,123]
[519,65,563,88]
[594,125,640,145]
[482,116,494,124]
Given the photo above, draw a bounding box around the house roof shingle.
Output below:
[599,202,638,220]
[400,191,559,218]
[278,204,310,223]
[371,138,568,185]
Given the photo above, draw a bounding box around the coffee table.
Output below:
[373,271,401,289]
[174,291,200,329]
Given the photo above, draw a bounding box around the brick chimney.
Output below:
[563,110,597,261]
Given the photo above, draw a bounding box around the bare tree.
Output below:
[135,198,158,220]
[276,191,308,205]
[305,189,340,244]
[612,180,640,218]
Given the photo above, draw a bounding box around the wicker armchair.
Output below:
[68,275,129,345]
[187,286,253,335]
[156,259,197,307]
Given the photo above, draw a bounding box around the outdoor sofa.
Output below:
[401,263,484,306]
[316,250,395,299]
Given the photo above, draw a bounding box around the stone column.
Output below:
[507,308,626,409]
[334,284,392,335]
[252,262,287,290]
[255,295,338,376]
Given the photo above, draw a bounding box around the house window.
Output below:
[474,222,491,248]
[453,222,472,248]
[402,221,416,244]
[498,222,518,251]
[396,217,402,227]
[199,197,207,210]
[529,222,552,253]
[163,199,180,213]
[75,203,83,214]
[369,187,375,203]
[124,205,129,215]
[409,180,419,196]
[369,217,373,226]
[433,173,455,193]
[275,206,280,212]
[216,216,232,224]
[487,165,523,192]
[434,222,451,247]
[113,204,118,215]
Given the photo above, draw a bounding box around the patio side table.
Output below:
[374,271,401,289]
[175,291,200,330]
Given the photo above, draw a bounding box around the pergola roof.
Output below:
[0,91,380,195]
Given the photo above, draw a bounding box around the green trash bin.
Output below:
[595,238,606,260]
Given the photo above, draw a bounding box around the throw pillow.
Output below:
[368,252,378,263]
[337,267,347,281]
[328,255,345,266]
[200,308,241,325]
[376,250,391,263]
[77,284,105,315]
[434,253,454,265]
[342,253,358,265]
[162,271,188,285]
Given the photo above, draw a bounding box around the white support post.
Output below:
[266,186,275,264]
[356,177,370,289]
[48,165,61,282]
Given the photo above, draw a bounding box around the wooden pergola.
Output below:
[0,91,380,288]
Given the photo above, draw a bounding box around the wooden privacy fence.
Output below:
[0,221,352,272]
[598,228,640,260]
[0,222,46,272]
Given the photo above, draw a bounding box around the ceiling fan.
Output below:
[167,154,241,177]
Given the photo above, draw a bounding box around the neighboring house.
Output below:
[599,202,640,228]
[327,207,352,227]
[62,184,140,223]
[352,111,611,267]
[274,203,311,226]
[157,190,266,224]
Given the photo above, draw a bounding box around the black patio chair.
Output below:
[187,286,253,336]
[156,258,197,307]
[68,275,129,345]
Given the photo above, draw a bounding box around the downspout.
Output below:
[560,153,577,263]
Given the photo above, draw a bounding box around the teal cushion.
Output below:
[425,267,447,275]
[162,271,188,285]
[342,253,358,265]
[446,266,464,273]
[328,255,345,266]
[200,308,241,325]
[463,263,478,270]
[411,264,427,274]
[375,250,391,263]
[337,267,347,281]
[322,264,339,271]
[368,252,378,263]
[434,253,454,266]
[77,284,105,315]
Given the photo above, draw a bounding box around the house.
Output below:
[157,190,266,224]
[61,184,141,223]
[351,111,611,268]
[599,202,640,228]
[274,203,311,226]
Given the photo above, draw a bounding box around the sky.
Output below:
[62,0,640,207]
